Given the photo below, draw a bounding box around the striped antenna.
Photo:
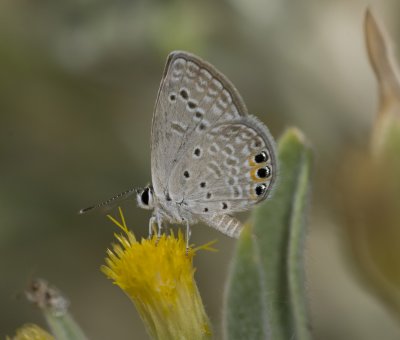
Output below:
[79,187,138,214]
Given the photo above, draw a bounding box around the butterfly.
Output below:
[80,51,277,241]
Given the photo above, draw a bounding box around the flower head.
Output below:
[102,208,215,340]
[7,324,54,340]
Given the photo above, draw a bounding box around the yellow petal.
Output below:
[102,208,212,340]
[8,324,54,340]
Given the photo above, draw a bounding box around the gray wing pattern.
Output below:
[150,51,248,198]
[168,115,277,215]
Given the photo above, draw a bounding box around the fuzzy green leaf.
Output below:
[223,225,267,339]
[224,128,313,340]
[44,311,89,340]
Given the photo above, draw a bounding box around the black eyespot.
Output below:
[180,89,189,100]
[195,111,203,118]
[254,151,268,163]
[194,148,201,157]
[255,184,267,196]
[204,207,209,212]
[222,202,228,209]
[141,188,150,205]
[166,193,172,201]
[206,192,212,199]
[257,166,271,179]
[169,94,176,101]
[199,123,206,130]
[200,182,206,188]
[183,170,190,178]
[188,101,197,109]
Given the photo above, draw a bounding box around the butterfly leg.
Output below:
[148,216,156,239]
[185,220,191,252]
[156,212,163,240]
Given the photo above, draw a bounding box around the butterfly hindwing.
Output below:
[168,115,277,215]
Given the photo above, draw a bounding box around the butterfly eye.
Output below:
[255,184,267,196]
[254,151,268,163]
[141,188,150,205]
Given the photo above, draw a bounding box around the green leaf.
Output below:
[224,128,313,340]
[223,225,267,339]
[43,311,89,340]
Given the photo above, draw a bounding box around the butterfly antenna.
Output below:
[79,187,138,215]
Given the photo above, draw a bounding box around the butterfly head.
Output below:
[136,186,154,210]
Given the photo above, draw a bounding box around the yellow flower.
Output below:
[102,208,215,340]
[7,324,54,340]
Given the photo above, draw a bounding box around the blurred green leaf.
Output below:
[365,9,400,158]
[224,128,313,340]
[337,9,400,322]
[43,312,88,340]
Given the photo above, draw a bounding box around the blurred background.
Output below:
[2,0,400,339]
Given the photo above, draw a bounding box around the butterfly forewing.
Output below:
[151,51,248,198]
